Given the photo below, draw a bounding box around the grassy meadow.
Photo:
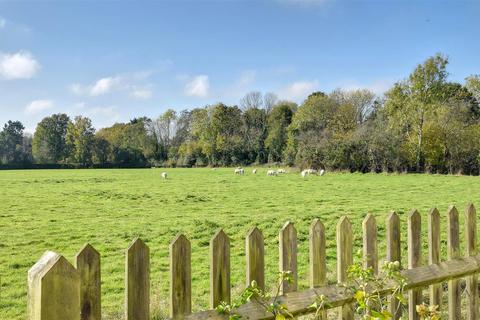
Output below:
[0,168,479,319]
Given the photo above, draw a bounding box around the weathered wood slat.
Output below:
[408,209,422,320]
[279,221,297,294]
[428,208,441,308]
[465,203,478,320]
[170,234,192,318]
[180,254,480,320]
[246,227,265,290]
[28,251,80,320]
[337,216,353,320]
[447,205,461,319]
[210,229,231,308]
[309,218,327,319]
[363,214,378,274]
[75,244,101,320]
[125,238,150,320]
[386,211,401,320]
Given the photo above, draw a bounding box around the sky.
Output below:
[0,0,479,133]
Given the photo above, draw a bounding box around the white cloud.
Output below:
[90,77,122,96]
[25,99,54,115]
[278,80,320,101]
[70,72,153,98]
[0,51,40,80]
[0,18,6,29]
[70,76,122,96]
[131,88,152,99]
[184,75,209,98]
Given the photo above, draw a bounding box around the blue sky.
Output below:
[0,0,479,132]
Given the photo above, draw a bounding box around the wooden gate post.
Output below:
[28,251,80,320]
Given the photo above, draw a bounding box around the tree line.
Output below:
[1,54,480,174]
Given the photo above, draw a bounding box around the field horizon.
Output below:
[1,168,478,319]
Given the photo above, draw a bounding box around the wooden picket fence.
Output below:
[27,204,480,320]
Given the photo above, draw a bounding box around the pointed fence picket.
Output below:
[27,203,480,320]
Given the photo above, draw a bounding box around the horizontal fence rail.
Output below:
[27,204,480,320]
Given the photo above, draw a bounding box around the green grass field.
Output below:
[0,168,478,319]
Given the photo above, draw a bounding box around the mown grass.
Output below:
[0,168,478,319]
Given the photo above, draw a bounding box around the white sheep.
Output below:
[252,169,257,174]
[301,168,317,177]
[161,172,168,179]
[277,168,286,174]
[234,168,245,175]
[319,169,325,176]
[267,169,278,176]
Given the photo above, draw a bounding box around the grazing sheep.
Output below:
[252,169,257,174]
[319,169,325,176]
[161,172,168,179]
[301,168,317,177]
[277,168,286,174]
[267,169,278,176]
[234,168,245,175]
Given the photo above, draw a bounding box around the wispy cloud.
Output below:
[184,75,210,98]
[0,51,40,80]
[70,76,122,96]
[70,72,154,99]
[25,99,53,115]
[278,79,320,101]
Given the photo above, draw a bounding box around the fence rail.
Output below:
[27,204,479,320]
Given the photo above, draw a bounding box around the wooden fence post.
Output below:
[28,251,80,320]
[337,216,353,320]
[125,238,150,320]
[210,229,230,308]
[408,209,422,320]
[363,214,378,274]
[170,234,191,318]
[279,221,298,294]
[465,203,478,320]
[310,218,327,319]
[75,244,101,320]
[386,212,402,320]
[246,227,265,290]
[447,205,461,320]
[428,208,441,308]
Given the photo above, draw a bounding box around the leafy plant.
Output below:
[416,303,440,320]
[309,293,331,318]
[216,271,294,320]
[334,252,407,320]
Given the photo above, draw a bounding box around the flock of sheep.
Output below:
[235,167,325,177]
[159,167,325,179]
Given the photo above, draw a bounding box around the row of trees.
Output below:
[1,54,480,174]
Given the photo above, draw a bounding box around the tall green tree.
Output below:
[0,121,28,164]
[384,53,449,171]
[96,118,150,164]
[66,116,95,165]
[265,101,296,162]
[32,113,71,163]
